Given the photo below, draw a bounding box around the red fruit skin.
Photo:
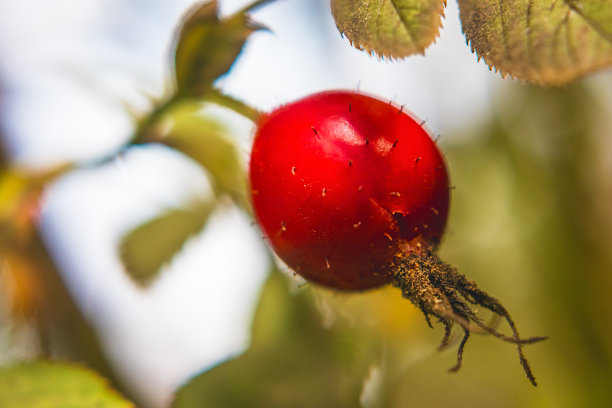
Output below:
[249,91,450,290]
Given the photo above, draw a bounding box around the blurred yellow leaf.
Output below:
[331,0,446,58]
[458,0,612,85]
[0,163,73,243]
[316,285,419,341]
[0,251,42,321]
[0,172,30,241]
[0,172,25,216]
[120,200,215,287]
[0,361,133,408]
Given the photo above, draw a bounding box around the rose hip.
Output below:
[249,90,546,385]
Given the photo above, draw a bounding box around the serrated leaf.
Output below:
[331,0,446,58]
[458,0,612,85]
[120,200,215,286]
[0,361,133,408]
[172,270,375,408]
[163,102,250,211]
[173,0,266,96]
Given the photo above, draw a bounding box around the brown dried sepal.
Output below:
[390,241,547,386]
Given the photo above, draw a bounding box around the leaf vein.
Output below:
[526,0,534,70]
[563,10,581,68]
[563,0,612,44]
[498,0,511,71]
[389,0,421,49]
[375,0,388,52]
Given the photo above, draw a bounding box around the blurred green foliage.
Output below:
[121,101,249,287]
[161,102,249,211]
[0,362,133,408]
[384,81,612,407]
[1,0,611,406]
[120,199,216,286]
[173,268,377,408]
[172,80,612,408]
[173,0,270,97]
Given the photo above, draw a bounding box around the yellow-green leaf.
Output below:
[331,0,446,58]
[172,269,375,408]
[0,361,133,408]
[173,0,266,96]
[458,0,612,85]
[120,200,215,286]
[162,102,249,211]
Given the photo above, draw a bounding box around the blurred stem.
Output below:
[203,89,262,123]
[76,89,261,171]
[138,90,262,142]
[133,93,184,144]
[240,0,282,14]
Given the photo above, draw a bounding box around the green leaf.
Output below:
[458,0,612,85]
[0,361,133,408]
[331,0,446,58]
[172,270,375,408]
[120,200,215,286]
[173,0,267,96]
[162,101,250,211]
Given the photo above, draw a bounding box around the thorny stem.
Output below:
[390,243,547,386]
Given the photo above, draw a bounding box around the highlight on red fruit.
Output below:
[249,90,546,385]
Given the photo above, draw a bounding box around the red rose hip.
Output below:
[249,90,545,385]
[250,90,448,290]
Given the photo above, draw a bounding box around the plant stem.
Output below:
[203,89,262,123]
[239,0,281,14]
[132,93,184,144]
